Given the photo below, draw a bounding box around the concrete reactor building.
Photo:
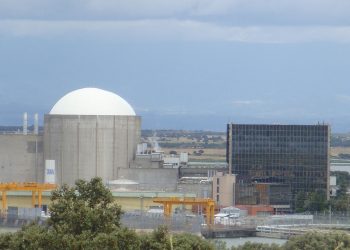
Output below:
[0,88,141,186]
[44,88,141,185]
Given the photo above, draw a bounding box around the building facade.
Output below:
[212,172,236,207]
[44,114,141,185]
[43,88,141,185]
[0,134,44,182]
[227,124,330,207]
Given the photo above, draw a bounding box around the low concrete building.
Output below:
[118,168,178,191]
[0,88,142,187]
[2,190,196,212]
[0,134,44,182]
[212,172,236,207]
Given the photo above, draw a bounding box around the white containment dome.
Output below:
[50,87,136,116]
[44,87,141,185]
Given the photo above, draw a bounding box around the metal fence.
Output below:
[303,211,350,225]
[121,212,203,233]
[0,207,204,233]
[3,209,350,234]
[212,211,350,230]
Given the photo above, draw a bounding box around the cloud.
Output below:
[1,1,350,43]
[1,19,350,43]
[231,100,263,106]
[1,0,350,25]
[336,94,350,102]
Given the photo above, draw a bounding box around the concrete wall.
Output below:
[4,193,152,212]
[177,182,212,198]
[44,115,141,185]
[212,173,236,207]
[4,191,196,212]
[5,192,51,208]
[0,134,44,182]
[132,155,163,168]
[118,168,178,191]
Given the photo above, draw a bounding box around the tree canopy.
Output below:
[48,178,123,236]
[0,177,214,250]
[284,232,350,250]
[1,177,350,249]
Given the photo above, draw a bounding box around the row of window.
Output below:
[232,148,328,155]
[231,125,328,134]
[233,135,328,142]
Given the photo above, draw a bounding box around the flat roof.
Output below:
[5,191,197,198]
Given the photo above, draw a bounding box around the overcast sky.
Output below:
[1,0,350,131]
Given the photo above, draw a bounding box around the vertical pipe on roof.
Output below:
[23,112,28,135]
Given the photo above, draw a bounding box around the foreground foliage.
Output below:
[139,226,214,250]
[231,242,282,250]
[1,178,350,249]
[284,231,350,250]
[230,232,350,250]
[0,177,213,250]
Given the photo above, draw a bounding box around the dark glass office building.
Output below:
[227,124,330,206]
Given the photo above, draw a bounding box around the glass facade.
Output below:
[235,183,292,206]
[227,124,330,206]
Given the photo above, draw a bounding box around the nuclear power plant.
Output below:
[0,87,332,217]
[0,88,141,185]
[0,87,218,201]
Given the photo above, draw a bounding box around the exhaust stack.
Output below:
[23,112,28,135]
[34,113,39,135]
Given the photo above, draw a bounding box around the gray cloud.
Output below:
[1,1,350,43]
[231,100,263,106]
[1,19,350,43]
[336,94,350,103]
[1,0,350,25]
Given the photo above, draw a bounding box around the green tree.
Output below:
[0,177,140,249]
[139,226,171,250]
[295,192,306,213]
[330,195,350,212]
[48,178,123,235]
[173,232,214,250]
[0,177,213,250]
[139,226,214,250]
[284,231,350,250]
[230,242,282,250]
[331,171,350,195]
[303,191,328,212]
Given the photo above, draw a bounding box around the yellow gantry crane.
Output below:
[153,197,216,226]
[0,182,57,212]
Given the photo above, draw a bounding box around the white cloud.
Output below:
[1,19,350,43]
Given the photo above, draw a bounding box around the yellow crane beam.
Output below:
[153,197,215,226]
[0,182,57,212]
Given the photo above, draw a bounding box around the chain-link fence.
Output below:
[121,212,203,233]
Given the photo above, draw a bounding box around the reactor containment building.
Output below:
[0,88,141,185]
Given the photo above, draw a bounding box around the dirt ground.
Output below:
[163,147,343,161]
[162,147,226,162]
[331,147,350,157]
